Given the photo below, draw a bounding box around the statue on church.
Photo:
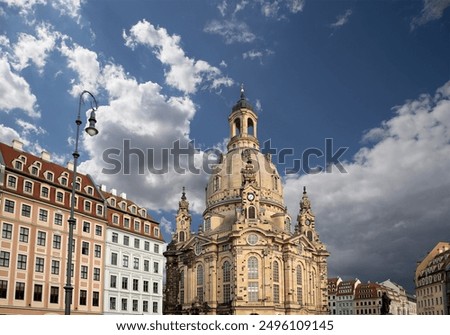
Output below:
[380,292,391,315]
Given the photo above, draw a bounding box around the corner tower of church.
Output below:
[164,88,329,315]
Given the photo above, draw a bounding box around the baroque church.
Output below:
[164,88,330,315]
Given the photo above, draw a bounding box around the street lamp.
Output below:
[64,90,99,315]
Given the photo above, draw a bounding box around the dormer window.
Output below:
[31,166,38,175]
[131,206,136,214]
[60,177,68,186]
[14,160,23,170]
[110,198,116,207]
[86,186,93,195]
[154,227,160,237]
[45,171,54,182]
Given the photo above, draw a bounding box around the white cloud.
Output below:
[0,0,83,21]
[0,124,24,144]
[60,41,100,96]
[16,119,46,135]
[124,19,233,94]
[0,57,39,117]
[160,216,174,235]
[51,0,83,21]
[330,9,353,28]
[283,80,450,289]
[204,19,256,44]
[12,23,59,73]
[411,0,450,29]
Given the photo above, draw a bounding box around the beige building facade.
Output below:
[164,89,330,315]
[0,140,107,314]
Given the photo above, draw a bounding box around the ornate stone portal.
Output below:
[164,88,330,315]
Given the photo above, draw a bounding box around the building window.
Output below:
[153,282,159,294]
[61,177,68,186]
[84,201,91,212]
[7,175,17,188]
[124,217,130,228]
[134,238,140,249]
[110,297,116,310]
[112,215,119,224]
[154,244,159,254]
[39,209,48,222]
[4,199,15,213]
[92,291,99,307]
[273,284,280,304]
[154,227,159,237]
[134,258,139,270]
[144,224,150,234]
[51,260,60,275]
[134,221,140,232]
[50,286,59,304]
[0,251,10,267]
[133,279,139,291]
[143,280,149,293]
[153,262,159,274]
[123,255,129,268]
[96,204,103,216]
[144,260,149,272]
[21,204,31,218]
[133,299,138,312]
[180,270,184,304]
[296,265,303,305]
[121,298,127,311]
[19,227,29,242]
[112,232,118,243]
[82,241,89,255]
[95,225,102,236]
[24,181,33,193]
[83,221,90,233]
[56,191,64,203]
[37,231,46,246]
[46,171,54,181]
[31,166,38,175]
[273,261,280,283]
[122,277,128,290]
[79,290,87,305]
[152,302,158,313]
[2,223,13,239]
[53,235,61,249]
[0,280,8,298]
[196,265,203,303]
[35,257,45,272]
[110,275,117,288]
[143,300,149,312]
[94,244,101,258]
[41,186,49,198]
[123,236,129,246]
[144,241,150,251]
[248,282,258,302]
[111,252,118,266]
[223,261,231,303]
[17,254,27,270]
[86,186,93,195]
[248,206,256,219]
[15,160,23,170]
[81,265,88,279]
[93,268,100,281]
[15,282,25,300]
[54,213,63,226]
[248,257,258,279]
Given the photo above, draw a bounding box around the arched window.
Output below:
[197,264,204,302]
[296,265,303,305]
[273,260,280,303]
[248,206,256,219]
[213,176,220,192]
[179,231,185,242]
[307,231,313,242]
[248,118,254,136]
[223,261,231,303]
[234,118,241,136]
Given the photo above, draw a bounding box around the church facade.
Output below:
[164,89,329,315]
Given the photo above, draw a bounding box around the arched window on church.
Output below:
[273,260,280,303]
[179,269,185,304]
[197,264,204,303]
[234,118,241,136]
[248,118,254,136]
[248,257,259,302]
[307,231,313,242]
[179,231,185,242]
[296,265,303,305]
[272,175,278,190]
[248,206,256,219]
[223,261,231,303]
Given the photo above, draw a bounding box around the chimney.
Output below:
[12,139,23,151]
[67,161,74,171]
[41,150,51,162]
[111,188,117,196]
[100,184,106,192]
[120,192,127,200]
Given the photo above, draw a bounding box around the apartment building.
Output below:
[354,282,382,315]
[327,277,342,315]
[0,140,107,314]
[335,278,360,315]
[415,242,450,315]
[102,188,165,315]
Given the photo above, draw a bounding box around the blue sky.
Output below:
[1,0,449,293]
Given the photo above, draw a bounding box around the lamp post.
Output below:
[64,90,99,315]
